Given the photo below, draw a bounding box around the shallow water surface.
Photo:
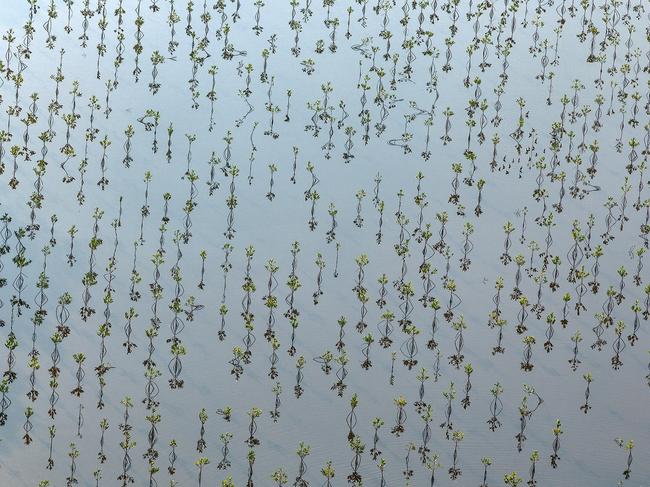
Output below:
[0,1,649,486]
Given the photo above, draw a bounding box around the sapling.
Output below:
[550,419,563,468]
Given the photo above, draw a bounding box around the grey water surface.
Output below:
[0,1,649,486]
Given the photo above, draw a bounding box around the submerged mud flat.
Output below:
[0,1,649,486]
